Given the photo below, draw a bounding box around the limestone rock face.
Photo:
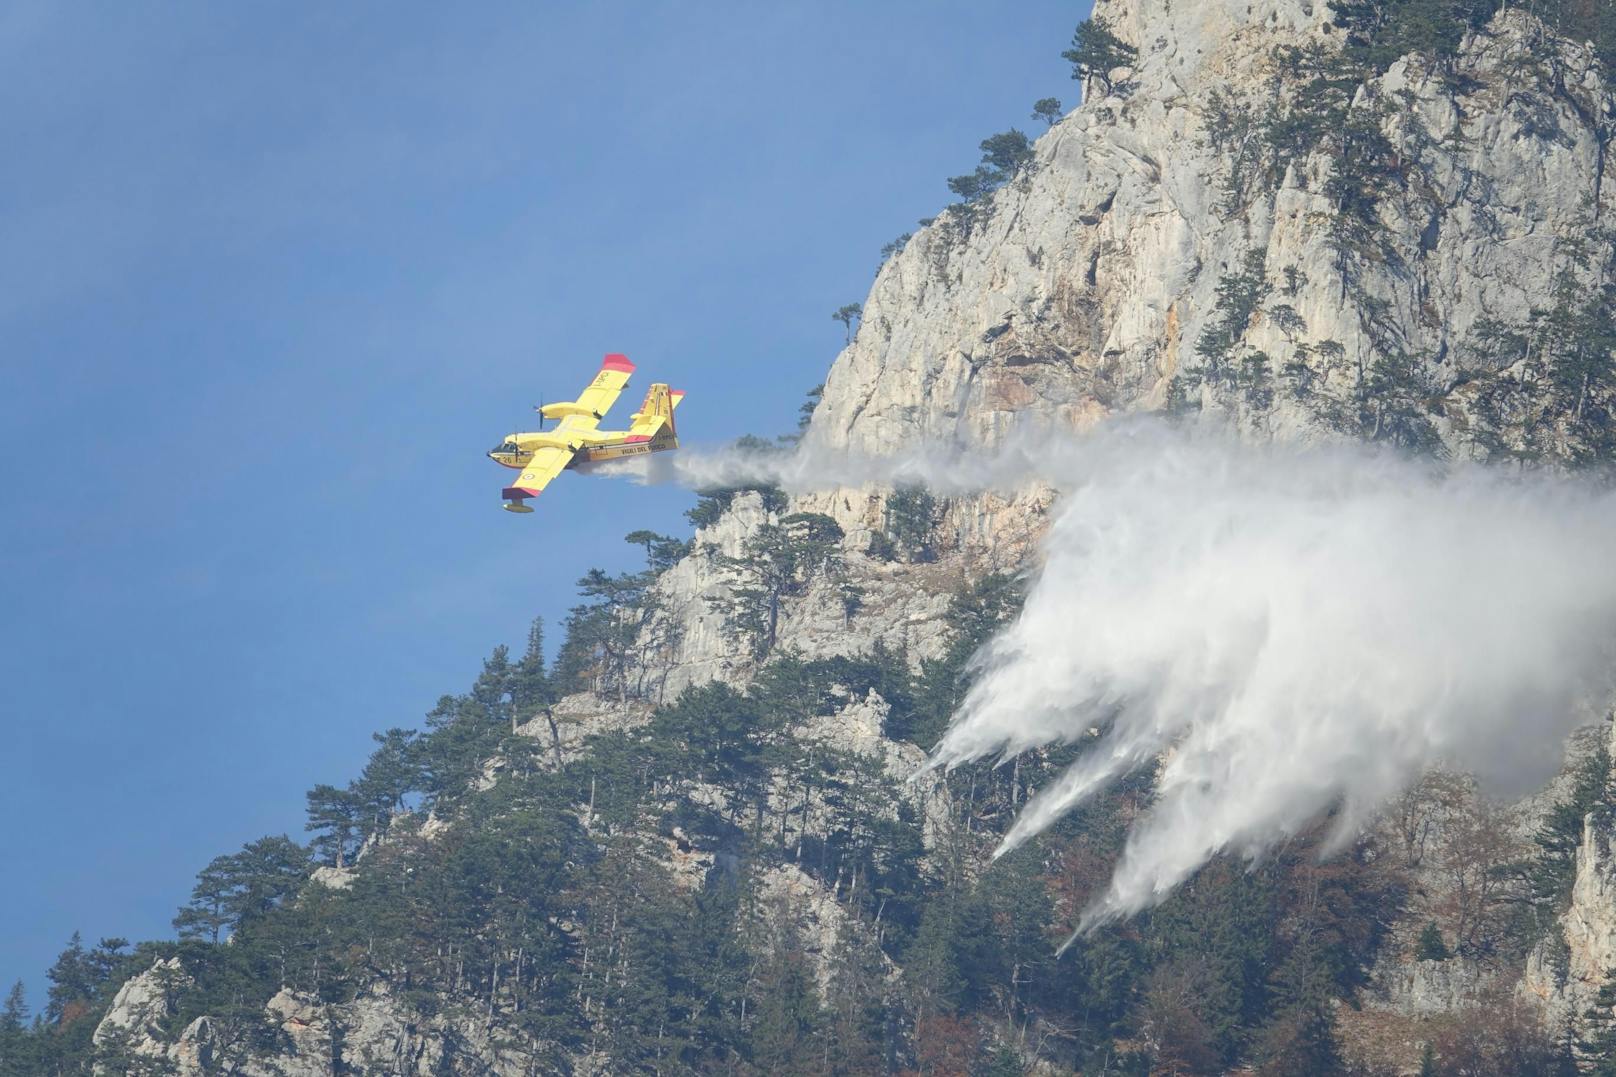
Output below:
[257,983,549,1076]
[755,863,899,995]
[94,964,554,1077]
[649,491,1018,695]
[810,7,1614,464]
[651,491,774,695]
[797,0,1616,1037]
[1563,813,1616,996]
[92,958,202,1075]
[1366,956,1490,1017]
[788,691,953,850]
[1522,721,1616,1018]
[513,690,653,765]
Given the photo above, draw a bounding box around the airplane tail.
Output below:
[665,386,685,435]
[627,383,684,442]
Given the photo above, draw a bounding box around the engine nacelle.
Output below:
[539,401,601,420]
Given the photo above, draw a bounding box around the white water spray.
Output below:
[619,422,1616,926]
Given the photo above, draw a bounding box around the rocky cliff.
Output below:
[813,0,1613,464]
[75,2,1616,1074]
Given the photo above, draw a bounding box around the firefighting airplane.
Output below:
[486,354,684,512]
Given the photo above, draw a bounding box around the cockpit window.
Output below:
[491,440,516,454]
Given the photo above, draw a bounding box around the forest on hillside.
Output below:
[11,511,1616,1074]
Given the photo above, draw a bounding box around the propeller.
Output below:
[535,393,549,432]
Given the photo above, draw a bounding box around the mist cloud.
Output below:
[617,422,1616,928]
[926,425,1616,930]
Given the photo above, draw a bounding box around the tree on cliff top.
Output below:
[1063,16,1137,96]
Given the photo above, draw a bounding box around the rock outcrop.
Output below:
[94,961,555,1076]
[812,4,1614,467]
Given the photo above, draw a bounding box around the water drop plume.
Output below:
[926,423,1616,931]
[613,420,1616,929]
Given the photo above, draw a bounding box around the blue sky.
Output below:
[0,1,1087,998]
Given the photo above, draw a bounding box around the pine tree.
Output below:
[45,932,98,1026]
[305,782,363,868]
[711,512,846,659]
[1523,735,1613,927]
[977,130,1033,182]
[624,531,689,574]
[748,925,822,1070]
[1062,17,1138,95]
[352,727,422,838]
[0,981,30,1077]
[1416,921,1449,961]
[883,485,939,562]
[0,983,23,1033]
[1259,928,1346,1076]
[509,615,562,757]
[556,562,661,701]
[173,836,311,942]
[1582,968,1616,1076]
[797,383,825,430]
[905,894,968,1021]
[833,303,863,344]
[820,928,888,1073]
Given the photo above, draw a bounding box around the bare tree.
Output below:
[1436,794,1525,958]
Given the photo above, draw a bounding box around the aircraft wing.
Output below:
[503,355,636,510]
[503,445,574,503]
[564,354,636,431]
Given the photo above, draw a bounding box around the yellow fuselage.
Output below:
[488,429,678,471]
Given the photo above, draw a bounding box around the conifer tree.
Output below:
[509,617,552,719]
[797,383,825,430]
[1062,17,1138,95]
[748,924,822,1070]
[1416,921,1449,961]
[0,981,30,1077]
[1581,968,1616,1076]
[173,836,311,942]
[0,983,23,1033]
[1258,928,1346,1075]
[353,727,422,838]
[45,932,96,1026]
[712,512,847,658]
[977,129,1033,182]
[883,485,939,562]
[833,303,863,344]
[624,530,689,574]
[555,550,666,702]
[305,782,363,869]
